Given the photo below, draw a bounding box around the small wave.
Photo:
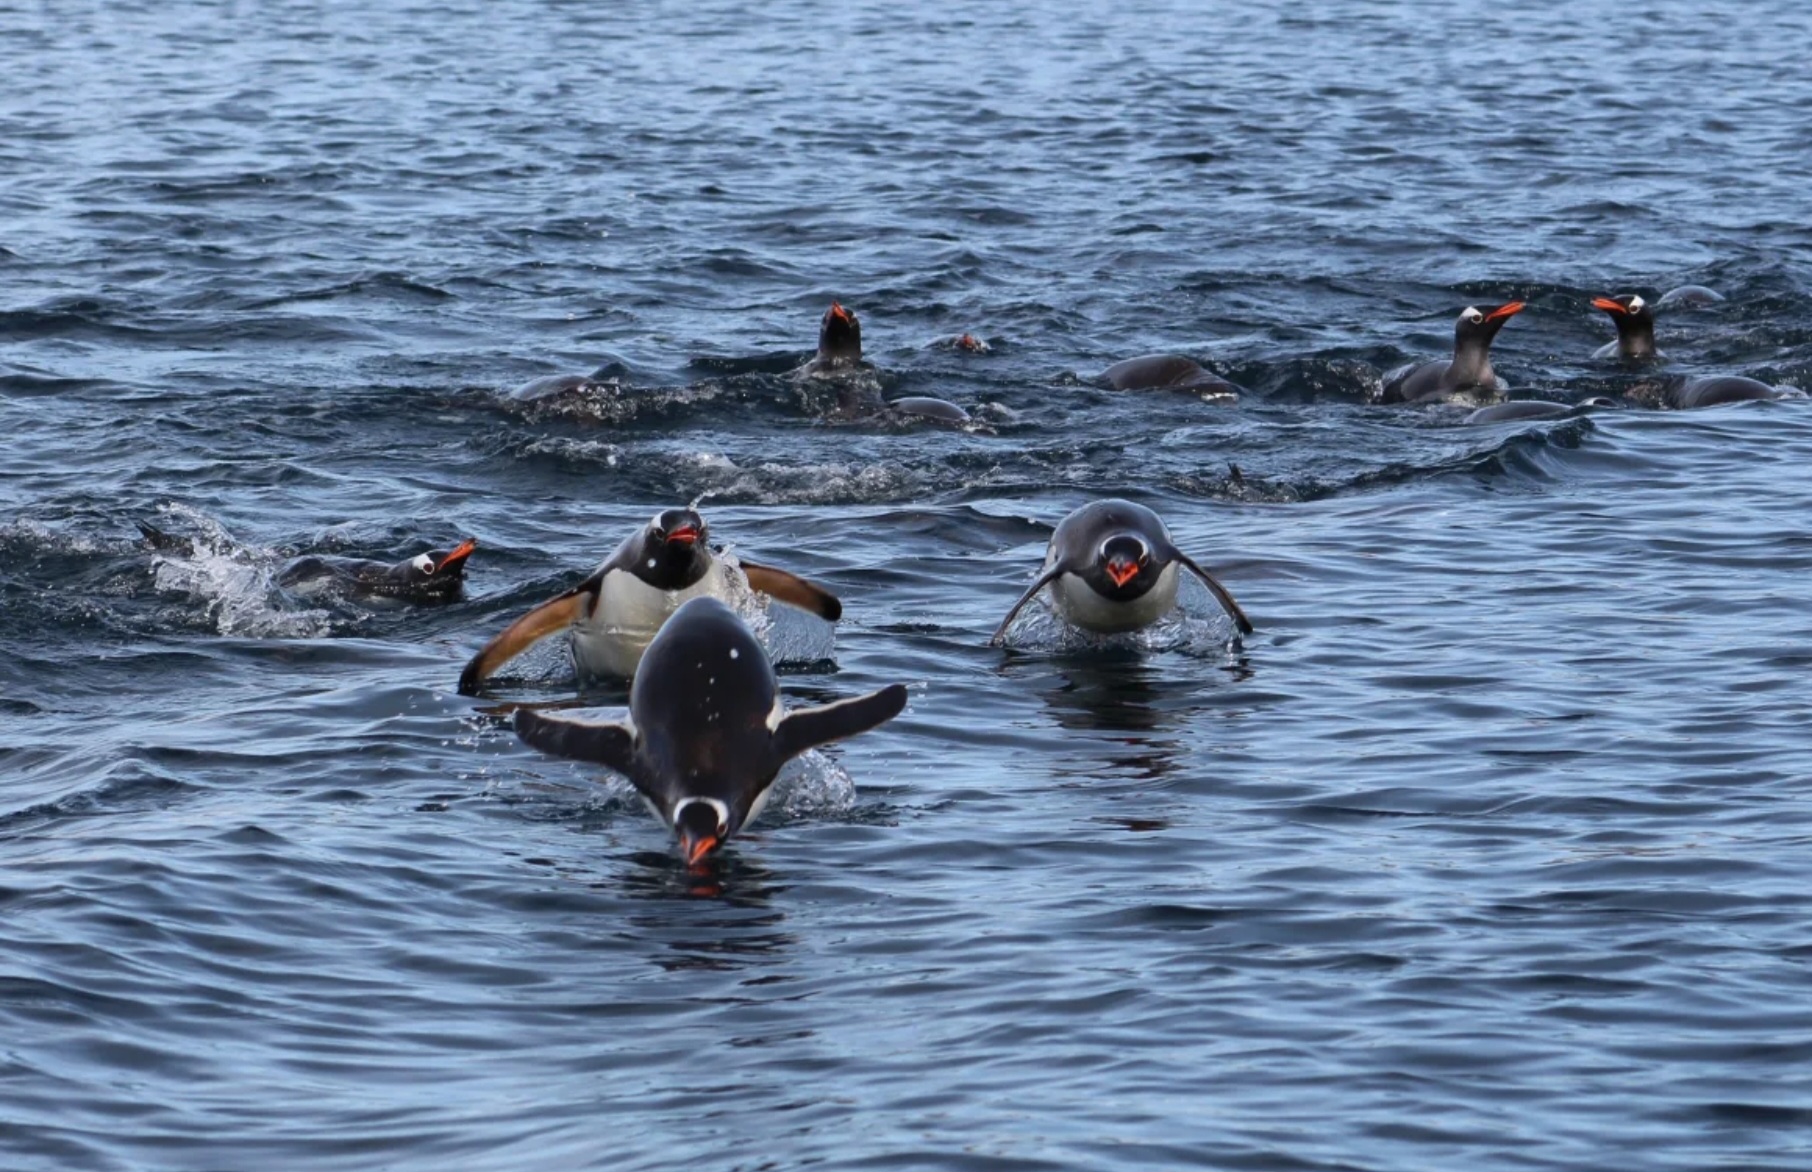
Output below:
[141,504,335,638]
[993,575,1243,655]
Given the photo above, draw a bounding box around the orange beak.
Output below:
[434,538,478,573]
[829,301,852,323]
[666,525,699,546]
[1591,296,1627,315]
[679,830,721,865]
[1486,301,1526,321]
[1105,557,1139,588]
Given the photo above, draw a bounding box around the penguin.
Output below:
[1590,294,1661,361]
[797,301,866,378]
[1379,301,1525,403]
[1667,375,1784,410]
[513,596,907,864]
[1463,397,1617,425]
[1101,354,1242,399]
[457,508,840,694]
[793,302,970,422]
[988,499,1253,646]
[277,538,478,603]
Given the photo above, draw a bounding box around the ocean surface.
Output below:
[5,1,1812,1168]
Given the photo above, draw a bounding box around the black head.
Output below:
[383,537,477,592]
[632,508,712,590]
[1454,301,1524,351]
[1083,531,1163,601]
[817,301,862,366]
[672,796,731,866]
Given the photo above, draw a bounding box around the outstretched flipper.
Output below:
[741,560,843,622]
[987,567,1063,647]
[513,708,641,784]
[458,584,593,695]
[1172,550,1254,635]
[773,684,909,761]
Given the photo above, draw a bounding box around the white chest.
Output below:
[1051,562,1178,633]
[571,559,734,679]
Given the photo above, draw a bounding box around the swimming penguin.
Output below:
[457,508,840,694]
[513,595,907,863]
[1101,354,1242,399]
[1463,397,1617,424]
[792,301,970,422]
[1667,375,1784,410]
[1590,294,1661,360]
[1379,301,1525,403]
[988,499,1253,645]
[277,538,479,603]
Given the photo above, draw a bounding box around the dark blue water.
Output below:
[6,1,1812,1168]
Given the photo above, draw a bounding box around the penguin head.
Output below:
[1087,532,1160,599]
[386,537,477,590]
[634,508,712,589]
[1455,301,1524,348]
[1591,293,1654,328]
[672,796,731,865]
[817,301,862,366]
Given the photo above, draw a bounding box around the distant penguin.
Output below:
[278,538,478,604]
[989,499,1253,645]
[793,301,969,421]
[1379,301,1525,403]
[514,596,907,863]
[1464,397,1617,424]
[457,508,840,693]
[1101,354,1243,399]
[1590,294,1661,361]
[1667,375,1783,410]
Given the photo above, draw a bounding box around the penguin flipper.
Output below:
[513,708,639,782]
[741,561,843,622]
[774,684,908,762]
[1172,550,1255,635]
[458,587,589,695]
[987,568,1062,647]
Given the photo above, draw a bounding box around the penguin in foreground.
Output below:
[514,596,908,863]
[989,499,1253,646]
[1100,354,1243,399]
[1379,301,1525,403]
[457,508,840,694]
[795,301,970,422]
[276,538,478,603]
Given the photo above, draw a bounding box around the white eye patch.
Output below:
[1461,306,1484,323]
[411,554,435,573]
[1628,295,1645,312]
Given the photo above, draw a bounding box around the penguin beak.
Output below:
[1486,301,1526,321]
[828,301,852,324]
[665,525,699,546]
[1591,296,1627,315]
[433,538,478,575]
[1105,557,1139,588]
[678,828,721,865]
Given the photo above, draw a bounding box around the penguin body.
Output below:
[457,509,840,693]
[989,499,1252,645]
[514,596,907,862]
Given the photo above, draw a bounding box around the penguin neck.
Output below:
[1616,318,1658,359]
[1449,338,1496,388]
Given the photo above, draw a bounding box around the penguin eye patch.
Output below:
[411,554,435,573]
[1628,295,1645,312]
[1462,308,1484,322]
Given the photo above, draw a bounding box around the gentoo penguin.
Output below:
[988,499,1253,646]
[1464,397,1617,425]
[457,508,840,694]
[797,301,866,378]
[794,302,970,421]
[277,538,478,603]
[1667,375,1784,410]
[1101,354,1242,399]
[514,596,907,863]
[1590,294,1661,360]
[1379,301,1525,403]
